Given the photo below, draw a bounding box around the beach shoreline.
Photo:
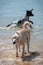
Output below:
[0,39,43,65]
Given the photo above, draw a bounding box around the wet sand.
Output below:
[0,40,43,65]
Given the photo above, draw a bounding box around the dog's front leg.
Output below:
[22,44,25,57]
[27,38,30,53]
[16,44,18,57]
[19,45,21,52]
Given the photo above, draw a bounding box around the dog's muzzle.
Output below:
[12,39,16,44]
[13,41,16,44]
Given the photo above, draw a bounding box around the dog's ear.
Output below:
[26,9,34,11]
[30,9,34,11]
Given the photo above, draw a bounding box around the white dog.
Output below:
[12,21,32,57]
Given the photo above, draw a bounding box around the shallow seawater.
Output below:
[0,22,43,43]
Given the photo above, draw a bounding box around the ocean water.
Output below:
[0,0,43,44]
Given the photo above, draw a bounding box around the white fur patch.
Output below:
[13,39,16,42]
[12,33,19,38]
[12,31,23,43]
[16,31,23,39]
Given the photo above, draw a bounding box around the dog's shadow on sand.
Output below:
[22,51,40,61]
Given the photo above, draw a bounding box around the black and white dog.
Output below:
[6,9,34,28]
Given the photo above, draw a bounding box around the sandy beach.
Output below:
[0,39,43,65]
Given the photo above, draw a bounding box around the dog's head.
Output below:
[12,33,22,44]
[26,9,34,17]
[12,33,19,44]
